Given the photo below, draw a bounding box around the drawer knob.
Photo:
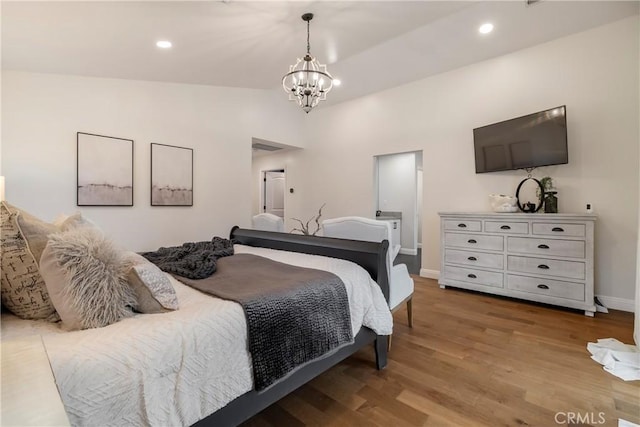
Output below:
[468,239,477,244]
[458,223,467,228]
[500,225,511,230]
[467,256,477,261]
[537,244,550,249]
[552,227,564,232]
[538,264,550,270]
[467,274,477,279]
[537,284,549,290]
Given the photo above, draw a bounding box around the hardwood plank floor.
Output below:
[242,277,639,427]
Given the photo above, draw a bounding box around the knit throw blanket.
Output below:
[176,253,353,391]
[141,237,234,279]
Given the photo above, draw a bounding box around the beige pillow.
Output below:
[39,227,135,330]
[125,253,178,313]
[16,209,59,265]
[58,212,99,232]
[0,202,57,320]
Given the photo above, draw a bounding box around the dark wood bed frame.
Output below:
[192,227,391,427]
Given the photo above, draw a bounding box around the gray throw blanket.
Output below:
[141,237,234,279]
[175,253,353,391]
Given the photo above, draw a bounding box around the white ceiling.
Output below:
[2,1,638,106]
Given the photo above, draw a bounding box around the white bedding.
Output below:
[1,244,393,427]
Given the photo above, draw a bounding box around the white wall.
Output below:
[257,17,640,305]
[636,94,640,344]
[417,161,423,247]
[636,186,640,345]
[377,152,417,251]
[636,11,640,344]
[2,71,303,251]
[3,17,638,307]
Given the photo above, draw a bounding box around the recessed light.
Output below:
[478,22,493,34]
[479,23,494,34]
[156,40,172,49]
[333,79,341,86]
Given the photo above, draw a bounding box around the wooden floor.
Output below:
[242,277,639,427]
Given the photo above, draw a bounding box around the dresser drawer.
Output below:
[484,221,529,234]
[507,237,585,258]
[532,222,585,237]
[507,256,585,280]
[445,249,504,269]
[507,274,585,301]
[444,220,481,232]
[444,233,504,251]
[444,266,503,288]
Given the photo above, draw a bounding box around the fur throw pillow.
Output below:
[39,227,135,330]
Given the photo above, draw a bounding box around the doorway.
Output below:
[374,150,423,274]
[262,170,285,218]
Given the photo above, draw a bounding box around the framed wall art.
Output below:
[150,143,193,206]
[77,132,134,206]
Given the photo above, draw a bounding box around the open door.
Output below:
[263,170,285,218]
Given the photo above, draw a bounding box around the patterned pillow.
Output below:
[39,227,135,330]
[128,265,179,313]
[0,202,57,320]
[125,252,178,313]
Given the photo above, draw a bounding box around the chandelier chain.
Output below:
[306,19,311,55]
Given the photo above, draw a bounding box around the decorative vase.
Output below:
[544,191,558,213]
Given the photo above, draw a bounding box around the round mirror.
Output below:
[515,178,544,212]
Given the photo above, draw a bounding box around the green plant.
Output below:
[537,176,554,198]
[540,176,554,191]
[291,203,326,236]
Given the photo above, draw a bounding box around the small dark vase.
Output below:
[544,191,558,213]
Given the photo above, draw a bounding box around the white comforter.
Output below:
[1,245,393,427]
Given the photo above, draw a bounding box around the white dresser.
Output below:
[439,212,596,316]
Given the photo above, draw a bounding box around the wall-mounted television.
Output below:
[473,105,568,173]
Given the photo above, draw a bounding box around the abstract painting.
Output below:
[77,132,133,206]
[151,143,193,206]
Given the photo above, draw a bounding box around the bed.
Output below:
[1,227,393,427]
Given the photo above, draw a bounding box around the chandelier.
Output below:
[282,13,334,113]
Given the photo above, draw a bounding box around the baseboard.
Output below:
[399,248,418,256]
[595,295,636,313]
[419,269,439,280]
[414,272,634,312]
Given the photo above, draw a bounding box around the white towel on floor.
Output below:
[587,338,640,381]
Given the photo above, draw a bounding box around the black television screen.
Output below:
[473,106,568,173]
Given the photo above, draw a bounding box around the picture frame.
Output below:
[77,132,134,206]
[150,143,193,206]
